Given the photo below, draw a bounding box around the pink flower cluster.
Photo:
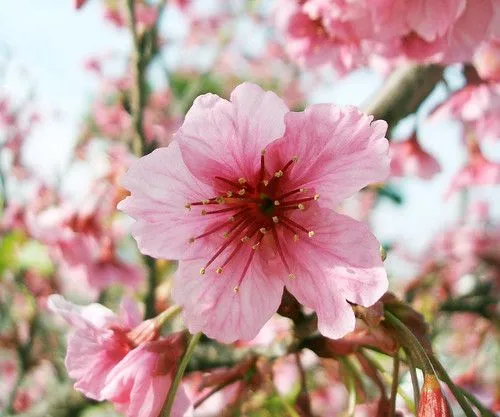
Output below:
[275,0,500,74]
[120,82,389,343]
[48,295,192,417]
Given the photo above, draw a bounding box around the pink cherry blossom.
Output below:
[390,134,441,180]
[119,82,389,342]
[100,336,192,417]
[48,294,134,400]
[446,140,500,197]
[49,295,191,416]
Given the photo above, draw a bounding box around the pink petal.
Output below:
[407,0,466,42]
[66,326,129,400]
[118,142,216,259]
[172,256,284,343]
[119,296,143,329]
[175,82,289,186]
[283,209,388,339]
[266,104,389,207]
[442,0,494,63]
[48,294,119,329]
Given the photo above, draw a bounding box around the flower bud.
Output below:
[418,375,453,417]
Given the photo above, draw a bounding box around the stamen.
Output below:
[215,176,254,192]
[281,196,319,206]
[202,219,255,271]
[308,231,315,237]
[271,226,292,275]
[274,170,284,178]
[262,180,269,187]
[274,200,280,206]
[200,267,206,275]
[275,188,306,201]
[238,189,246,196]
[259,227,267,234]
[272,216,279,223]
[288,273,296,279]
[201,206,245,215]
[297,204,305,211]
[194,212,248,240]
[234,233,264,293]
[224,216,247,238]
[185,203,191,210]
[281,216,313,236]
[216,267,223,274]
[226,191,233,197]
[259,150,266,184]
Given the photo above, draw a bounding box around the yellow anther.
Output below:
[288,273,296,280]
[184,203,191,210]
[233,286,239,293]
[263,180,269,187]
[261,149,266,155]
[259,227,267,234]
[292,156,299,162]
[238,178,247,184]
[308,231,315,238]
[216,197,225,204]
[189,237,196,243]
[229,216,235,222]
[293,234,299,241]
[274,170,284,178]
[201,209,207,215]
[313,194,320,200]
[272,216,279,223]
[241,236,250,242]
[252,242,261,250]
[238,189,246,196]
[202,199,210,205]
[216,267,223,274]
[297,203,305,210]
[226,191,233,197]
[199,267,206,275]
[274,200,280,206]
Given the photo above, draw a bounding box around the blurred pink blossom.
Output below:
[390,134,441,180]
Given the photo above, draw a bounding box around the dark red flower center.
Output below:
[186,152,318,292]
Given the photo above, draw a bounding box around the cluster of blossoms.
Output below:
[2,0,500,416]
[275,0,500,74]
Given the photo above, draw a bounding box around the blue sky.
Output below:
[1,0,500,277]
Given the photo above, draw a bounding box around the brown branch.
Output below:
[364,64,444,129]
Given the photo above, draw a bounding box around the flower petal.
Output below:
[175,82,289,186]
[265,104,389,207]
[173,255,284,343]
[118,142,216,260]
[282,208,388,339]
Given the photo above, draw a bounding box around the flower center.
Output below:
[185,152,319,292]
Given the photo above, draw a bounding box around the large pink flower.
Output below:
[119,83,389,342]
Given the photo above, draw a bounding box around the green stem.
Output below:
[405,348,420,409]
[389,349,400,417]
[429,356,478,417]
[362,350,415,413]
[144,255,157,319]
[156,305,182,328]
[383,310,434,375]
[162,332,202,416]
[459,387,497,417]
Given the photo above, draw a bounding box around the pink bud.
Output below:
[417,375,453,417]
